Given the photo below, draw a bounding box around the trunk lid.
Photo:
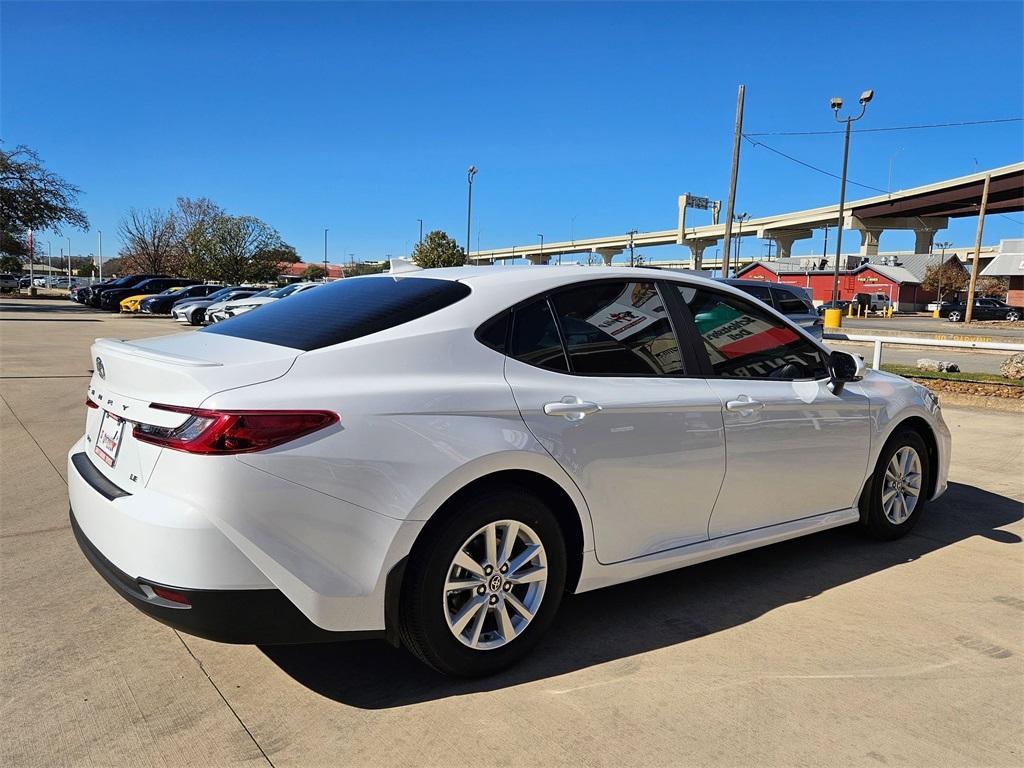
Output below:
[84,332,299,490]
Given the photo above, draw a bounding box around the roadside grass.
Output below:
[880,363,1023,388]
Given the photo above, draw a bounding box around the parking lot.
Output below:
[2,296,1022,767]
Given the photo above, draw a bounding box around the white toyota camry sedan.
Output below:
[69,266,950,676]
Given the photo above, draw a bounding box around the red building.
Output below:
[277,261,346,281]
[735,254,966,311]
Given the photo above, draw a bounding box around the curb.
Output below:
[823,325,1017,344]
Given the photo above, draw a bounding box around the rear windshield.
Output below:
[202,276,471,351]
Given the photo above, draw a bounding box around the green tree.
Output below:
[345,261,387,277]
[302,263,327,281]
[208,215,287,284]
[411,230,465,269]
[175,197,224,279]
[265,244,300,264]
[0,145,89,257]
[0,254,23,273]
[77,262,98,277]
[922,260,968,302]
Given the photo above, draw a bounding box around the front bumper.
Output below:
[71,508,380,644]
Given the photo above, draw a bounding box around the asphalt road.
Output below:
[835,314,1024,340]
[3,298,1023,768]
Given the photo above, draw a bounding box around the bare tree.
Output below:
[117,207,180,274]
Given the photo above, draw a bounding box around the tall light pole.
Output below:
[417,219,423,246]
[67,236,72,283]
[829,89,874,304]
[537,233,544,265]
[721,84,746,280]
[97,230,103,281]
[43,241,52,286]
[323,229,329,279]
[934,240,953,303]
[466,166,477,258]
[628,229,637,267]
[732,213,749,273]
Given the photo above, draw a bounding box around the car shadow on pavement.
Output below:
[261,481,1022,709]
[0,300,97,316]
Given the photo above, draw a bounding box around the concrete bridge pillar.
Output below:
[683,238,718,270]
[596,248,622,266]
[764,229,813,259]
[914,229,936,255]
[859,228,883,256]
[526,253,548,266]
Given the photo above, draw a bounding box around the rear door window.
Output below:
[737,283,774,306]
[549,281,684,375]
[203,276,471,351]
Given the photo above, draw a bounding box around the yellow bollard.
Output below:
[847,303,854,318]
[932,308,940,318]
[824,308,843,328]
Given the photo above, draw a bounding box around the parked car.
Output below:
[120,286,187,313]
[854,292,893,313]
[87,274,168,307]
[0,273,19,292]
[926,300,954,313]
[99,277,200,311]
[212,282,322,322]
[816,299,852,315]
[940,297,1023,322]
[51,276,79,290]
[718,278,823,339]
[139,284,224,315]
[69,266,950,676]
[171,288,260,325]
[18,276,33,289]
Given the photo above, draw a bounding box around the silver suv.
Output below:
[719,278,823,339]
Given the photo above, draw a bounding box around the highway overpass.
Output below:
[468,161,1024,269]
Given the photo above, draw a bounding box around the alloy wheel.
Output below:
[442,520,547,650]
[948,311,961,322]
[882,446,923,524]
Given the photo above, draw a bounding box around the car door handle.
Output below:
[725,395,764,413]
[544,397,602,420]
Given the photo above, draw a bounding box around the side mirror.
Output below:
[829,350,866,394]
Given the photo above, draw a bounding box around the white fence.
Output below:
[823,332,1024,369]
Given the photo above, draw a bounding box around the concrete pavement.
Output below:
[2,298,1022,767]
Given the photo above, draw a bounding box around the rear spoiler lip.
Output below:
[93,338,223,368]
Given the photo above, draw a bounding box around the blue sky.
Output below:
[3,1,1023,265]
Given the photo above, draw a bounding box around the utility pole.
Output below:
[466,166,477,258]
[964,174,991,324]
[628,229,637,267]
[822,224,829,266]
[829,89,873,303]
[721,84,745,280]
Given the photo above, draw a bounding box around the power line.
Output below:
[998,213,1024,225]
[741,134,888,193]
[745,117,1023,137]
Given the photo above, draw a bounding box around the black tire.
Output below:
[860,428,931,540]
[399,485,567,677]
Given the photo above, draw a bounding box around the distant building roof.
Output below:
[981,239,1024,277]
[277,261,345,279]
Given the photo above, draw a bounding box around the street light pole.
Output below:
[417,219,423,246]
[323,229,329,279]
[829,89,873,304]
[537,234,544,265]
[934,240,953,303]
[97,230,103,281]
[628,229,637,267]
[466,166,477,258]
[67,236,72,283]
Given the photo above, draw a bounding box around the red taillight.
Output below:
[85,397,99,409]
[132,404,338,455]
[150,585,192,605]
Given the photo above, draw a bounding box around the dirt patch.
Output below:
[904,376,1024,413]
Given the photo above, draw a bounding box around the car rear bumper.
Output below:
[70,507,381,644]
